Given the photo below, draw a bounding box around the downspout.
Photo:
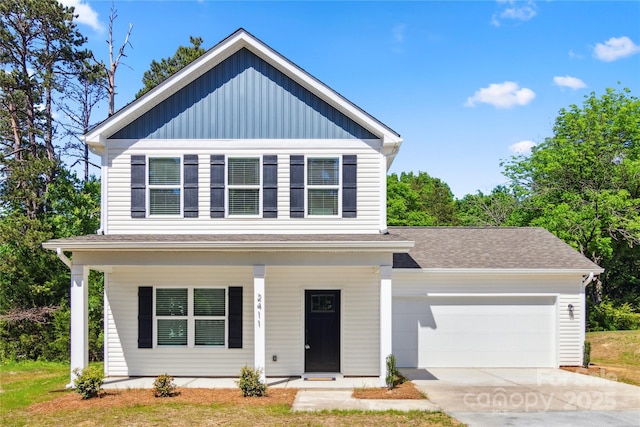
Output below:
[56,248,72,269]
[582,272,594,287]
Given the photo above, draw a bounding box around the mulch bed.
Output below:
[30,388,297,413]
[352,381,424,400]
[561,365,625,382]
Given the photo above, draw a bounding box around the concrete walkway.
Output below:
[405,368,640,427]
[102,375,440,412]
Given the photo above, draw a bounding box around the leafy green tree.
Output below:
[503,87,640,308]
[387,171,459,226]
[136,36,206,98]
[456,185,532,226]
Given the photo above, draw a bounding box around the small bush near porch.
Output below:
[0,361,462,426]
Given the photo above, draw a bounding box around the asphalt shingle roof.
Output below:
[45,227,601,271]
[389,227,601,270]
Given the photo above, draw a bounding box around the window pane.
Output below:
[308,158,338,185]
[229,189,259,215]
[228,158,259,185]
[308,189,338,215]
[195,320,225,346]
[149,158,180,185]
[150,189,180,215]
[311,295,335,312]
[156,288,188,316]
[194,288,225,316]
[157,319,187,346]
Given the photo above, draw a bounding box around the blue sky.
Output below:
[62,0,640,198]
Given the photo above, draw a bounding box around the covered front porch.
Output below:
[43,234,413,388]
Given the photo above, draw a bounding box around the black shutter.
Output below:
[210,155,225,218]
[290,155,304,218]
[228,286,243,349]
[263,155,277,218]
[138,286,153,349]
[131,156,146,218]
[183,155,199,218]
[342,155,357,218]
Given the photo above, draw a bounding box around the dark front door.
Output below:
[305,290,340,372]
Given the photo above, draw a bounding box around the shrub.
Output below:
[583,341,591,368]
[385,354,405,390]
[588,299,640,331]
[236,365,267,397]
[73,365,104,399]
[153,373,177,397]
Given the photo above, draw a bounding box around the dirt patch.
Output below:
[30,388,297,413]
[352,381,424,400]
[561,364,640,386]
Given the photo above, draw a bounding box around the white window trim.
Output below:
[147,156,183,217]
[306,155,341,217]
[226,155,262,218]
[153,286,228,349]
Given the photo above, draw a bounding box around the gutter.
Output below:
[56,248,72,269]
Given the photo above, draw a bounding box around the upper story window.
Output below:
[148,157,181,216]
[227,158,260,216]
[307,158,339,216]
[131,155,199,219]
[289,154,356,219]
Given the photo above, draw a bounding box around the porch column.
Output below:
[69,264,89,387]
[253,265,266,383]
[380,265,393,387]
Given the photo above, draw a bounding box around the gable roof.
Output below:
[390,227,603,272]
[85,29,403,163]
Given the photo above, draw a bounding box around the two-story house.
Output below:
[45,29,602,387]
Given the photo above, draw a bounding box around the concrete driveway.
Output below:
[403,368,640,427]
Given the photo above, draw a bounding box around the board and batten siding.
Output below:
[105,266,254,377]
[108,48,377,141]
[104,144,384,234]
[264,266,380,376]
[393,272,586,368]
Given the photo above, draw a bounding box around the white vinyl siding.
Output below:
[105,264,381,377]
[265,266,379,377]
[104,140,383,234]
[105,266,253,377]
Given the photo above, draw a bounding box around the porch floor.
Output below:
[102,375,383,390]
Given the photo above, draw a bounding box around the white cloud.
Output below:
[553,75,586,90]
[465,81,536,109]
[59,0,104,33]
[594,36,640,62]
[568,50,584,60]
[393,24,407,43]
[509,140,536,154]
[491,0,537,27]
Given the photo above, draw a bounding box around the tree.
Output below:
[0,0,103,361]
[387,171,459,226]
[503,87,640,306]
[103,4,133,116]
[1,0,89,214]
[56,60,107,182]
[136,36,206,98]
[456,185,532,226]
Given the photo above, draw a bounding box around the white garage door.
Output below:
[392,296,556,368]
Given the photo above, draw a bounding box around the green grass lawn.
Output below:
[0,361,461,427]
[586,329,640,386]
